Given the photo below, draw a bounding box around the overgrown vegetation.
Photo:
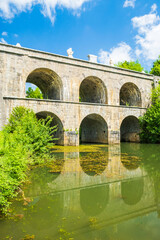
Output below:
[26,87,43,99]
[150,56,160,76]
[139,84,160,143]
[116,60,144,72]
[0,106,57,214]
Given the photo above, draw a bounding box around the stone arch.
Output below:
[36,111,64,145]
[120,82,142,107]
[80,114,108,144]
[79,76,108,104]
[121,178,144,205]
[120,116,140,143]
[26,68,63,100]
[80,185,109,216]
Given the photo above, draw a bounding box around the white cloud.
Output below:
[0,0,91,24]
[151,3,157,13]
[98,42,132,65]
[2,31,8,36]
[132,4,160,60]
[0,38,7,44]
[14,34,18,37]
[123,0,136,8]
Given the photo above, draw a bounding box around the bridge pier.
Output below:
[64,131,79,146]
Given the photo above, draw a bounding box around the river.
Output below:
[0,143,160,240]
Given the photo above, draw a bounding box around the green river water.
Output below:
[0,143,160,240]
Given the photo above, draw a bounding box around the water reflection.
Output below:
[80,151,108,176]
[1,144,160,240]
[121,177,144,205]
[25,193,64,229]
[25,152,64,197]
[80,185,109,216]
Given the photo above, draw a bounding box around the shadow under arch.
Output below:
[80,185,109,216]
[36,111,64,145]
[120,82,142,107]
[80,114,108,144]
[26,68,63,100]
[80,151,109,176]
[120,116,140,143]
[121,177,144,205]
[79,76,108,104]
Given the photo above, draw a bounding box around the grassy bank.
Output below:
[0,106,57,215]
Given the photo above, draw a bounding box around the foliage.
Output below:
[116,60,144,72]
[26,87,43,99]
[150,56,160,76]
[0,106,57,214]
[139,84,160,143]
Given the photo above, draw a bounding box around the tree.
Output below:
[139,84,160,143]
[150,56,160,76]
[26,87,43,99]
[116,60,144,72]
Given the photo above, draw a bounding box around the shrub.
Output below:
[0,106,57,214]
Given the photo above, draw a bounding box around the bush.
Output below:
[0,106,57,214]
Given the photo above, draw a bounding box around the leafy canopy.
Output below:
[139,84,160,143]
[26,87,43,99]
[150,56,160,76]
[116,60,144,72]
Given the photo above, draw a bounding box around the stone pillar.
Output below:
[108,129,120,144]
[64,131,79,146]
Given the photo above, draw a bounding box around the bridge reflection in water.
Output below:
[0,144,159,240]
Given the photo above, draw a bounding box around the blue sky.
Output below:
[0,0,160,71]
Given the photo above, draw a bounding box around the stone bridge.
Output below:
[0,43,156,145]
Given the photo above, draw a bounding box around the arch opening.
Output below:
[80,114,108,144]
[120,116,140,143]
[36,111,64,145]
[26,68,63,100]
[121,178,144,205]
[120,82,142,107]
[79,76,108,104]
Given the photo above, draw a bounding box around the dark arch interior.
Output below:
[120,83,142,107]
[80,151,108,176]
[36,111,64,145]
[120,116,140,143]
[26,68,63,100]
[80,185,109,216]
[79,76,108,104]
[121,178,144,205]
[80,114,108,144]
